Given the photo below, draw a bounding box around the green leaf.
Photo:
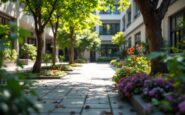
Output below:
[148,52,164,60]
[151,98,160,106]
[159,100,173,111]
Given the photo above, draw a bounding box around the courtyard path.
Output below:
[32,63,137,115]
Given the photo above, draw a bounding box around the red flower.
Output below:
[127,47,135,55]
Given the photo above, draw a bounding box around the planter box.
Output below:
[130,95,164,115]
[19,59,32,65]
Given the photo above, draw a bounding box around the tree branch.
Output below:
[25,0,35,16]
[152,0,159,9]
[42,0,59,29]
[157,0,171,19]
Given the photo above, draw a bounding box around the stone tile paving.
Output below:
[31,63,137,115]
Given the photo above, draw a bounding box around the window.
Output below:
[100,44,119,57]
[134,2,140,19]
[128,37,132,48]
[113,5,119,14]
[122,16,125,31]
[99,23,120,35]
[127,7,131,27]
[170,9,185,50]
[99,5,119,15]
[135,32,141,45]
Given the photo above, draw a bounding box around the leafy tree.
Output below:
[21,0,60,73]
[76,30,101,58]
[49,1,65,67]
[112,32,127,50]
[61,0,101,64]
[57,30,70,50]
[134,0,171,74]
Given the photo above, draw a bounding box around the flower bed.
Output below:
[40,70,66,77]
[112,45,185,114]
[117,74,185,114]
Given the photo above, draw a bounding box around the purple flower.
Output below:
[178,100,185,113]
[118,74,148,98]
[149,90,155,96]
[155,77,164,85]
[127,82,132,89]
[165,95,174,102]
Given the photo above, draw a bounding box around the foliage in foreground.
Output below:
[0,24,41,114]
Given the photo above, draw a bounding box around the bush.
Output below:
[110,59,118,65]
[112,55,151,83]
[0,24,40,114]
[21,43,37,60]
[59,55,65,62]
[40,70,66,76]
[125,55,151,75]
[118,74,148,98]
[42,53,51,66]
[142,77,174,101]
[112,67,131,83]
[60,65,72,71]
[3,49,17,62]
[75,58,88,63]
[96,57,115,62]
[110,59,123,68]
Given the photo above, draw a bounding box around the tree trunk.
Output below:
[52,34,57,67]
[69,27,75,64]
[32,31,44,73]
[144,15,167,74]
[134,0,170,74]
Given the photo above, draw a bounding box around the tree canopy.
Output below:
[112,32,127,49]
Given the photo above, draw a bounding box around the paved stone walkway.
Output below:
[31,63,137,115]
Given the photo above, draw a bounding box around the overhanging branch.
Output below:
[157,0,171,19]
[42,0,59,29]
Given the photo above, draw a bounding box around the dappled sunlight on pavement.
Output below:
[31,63,137,115]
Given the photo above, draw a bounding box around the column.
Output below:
[131,0,135,22]
[42,29,46,54]
[15,0,20,54]
[56,47,59,62]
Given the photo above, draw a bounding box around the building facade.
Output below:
[122,0,185,50]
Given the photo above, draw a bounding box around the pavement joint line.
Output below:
[39,83,61,98]
[107,84,114,115]
[60,86,73,102]
[79,92,88,115]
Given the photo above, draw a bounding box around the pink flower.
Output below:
[178,100,185,113]
[127,83,132,89]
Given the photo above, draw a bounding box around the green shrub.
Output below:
[3,49,17,62]
[59,55,65,62]
[110,59,118,65]
[112,66,132,83]
[75,58,88,63]
[60,64,72,71]
[125,55,151,75]
[42,53,51,66]
[96,57,115,62]
[110,59,123,68]
[0,24,40,114]
[40,70,66,76]
[21,43,37,60]
[112,55,150,83]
